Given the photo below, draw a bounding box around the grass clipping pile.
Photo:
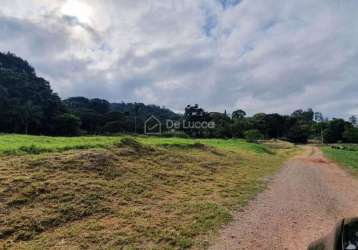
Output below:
[0,138,294,249]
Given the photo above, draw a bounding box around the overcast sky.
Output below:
[0,0,357,117]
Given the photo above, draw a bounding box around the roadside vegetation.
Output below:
[0,136,297,249]
[322,145,358,172]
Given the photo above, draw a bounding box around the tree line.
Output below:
[0,52,357,143]
[0,52,179,136]
[182,105,358,143]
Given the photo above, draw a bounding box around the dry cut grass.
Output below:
[0,139,297,249]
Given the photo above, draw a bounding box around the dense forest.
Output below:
[0,52,179,136]
[0,52,357,143]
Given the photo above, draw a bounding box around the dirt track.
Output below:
[210,147,358,250]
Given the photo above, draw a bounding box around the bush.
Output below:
[244,130,264,143]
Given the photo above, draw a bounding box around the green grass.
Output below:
[322,146,358,171]
[0,135,299,249]
[0,134,121,155]
[0,134,271,155]
[137,137,271,154]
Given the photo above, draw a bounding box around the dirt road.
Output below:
[210,147,358,250]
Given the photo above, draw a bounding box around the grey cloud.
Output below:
[0,15,69,58]
[0,0,357,118]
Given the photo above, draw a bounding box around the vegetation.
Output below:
[64,97,179,134]
[0,134,123,155]
[0,134,270,155]
[0,52,65,135]
[0,137,297,249]
[322,145,358,172]
[244,129,264,143]
[1,52,357,143]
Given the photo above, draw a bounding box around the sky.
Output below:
[0,0,357,118]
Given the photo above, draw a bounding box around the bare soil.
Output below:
[210,147,358,250]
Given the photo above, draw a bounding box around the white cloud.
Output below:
[0,0,357,118]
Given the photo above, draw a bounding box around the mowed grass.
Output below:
[0,134,270,155]
[322,145,358,171]
[0,136,298,249]
[0,134,121,155]
[137,137,271,154]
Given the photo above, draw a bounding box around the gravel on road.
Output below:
[210,147,358,250]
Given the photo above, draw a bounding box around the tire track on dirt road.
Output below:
[210,147,358,250]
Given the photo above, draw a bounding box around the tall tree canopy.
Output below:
[0,52,65,134]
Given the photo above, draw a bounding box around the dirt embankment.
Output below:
[210,147,358,250]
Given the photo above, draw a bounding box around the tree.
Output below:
[232,109,246,120]
[250,113,268,137]
[323,119,347,143]
[343,127,358,143]
[64,97,108,134]
[232,118,251,138]
[291,109,314,122]
[314,112,324,123]
[134,103,140,134]
[0,52,35,75]
[89,98,110,114]
[103,111,130,133]
[64,99,180,135]
[183,104,208,137]
[54,114,81,136]
[265,113,285,138]
[208,112,231,138]
[103,121,127,134]
[244,129,264,143]
[287,124,309,143]
[78,110,104,134]
[64,97,91,109]
[0,52,65,135]
[18,101,43,134]
[349,115,357,127]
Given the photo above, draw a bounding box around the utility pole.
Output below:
[314,112,324,145]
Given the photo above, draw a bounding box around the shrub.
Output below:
[244,130,264,143]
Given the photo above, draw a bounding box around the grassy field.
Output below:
[0,134,121,155]
[322,145,358,172]
[0,135,297,249]
[0,134,270,155]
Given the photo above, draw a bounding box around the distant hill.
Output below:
[111,102,181,121]
[0,52,35,75]
[0,51,181,135]
[0,52,65,134]
[63,97,181,134]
